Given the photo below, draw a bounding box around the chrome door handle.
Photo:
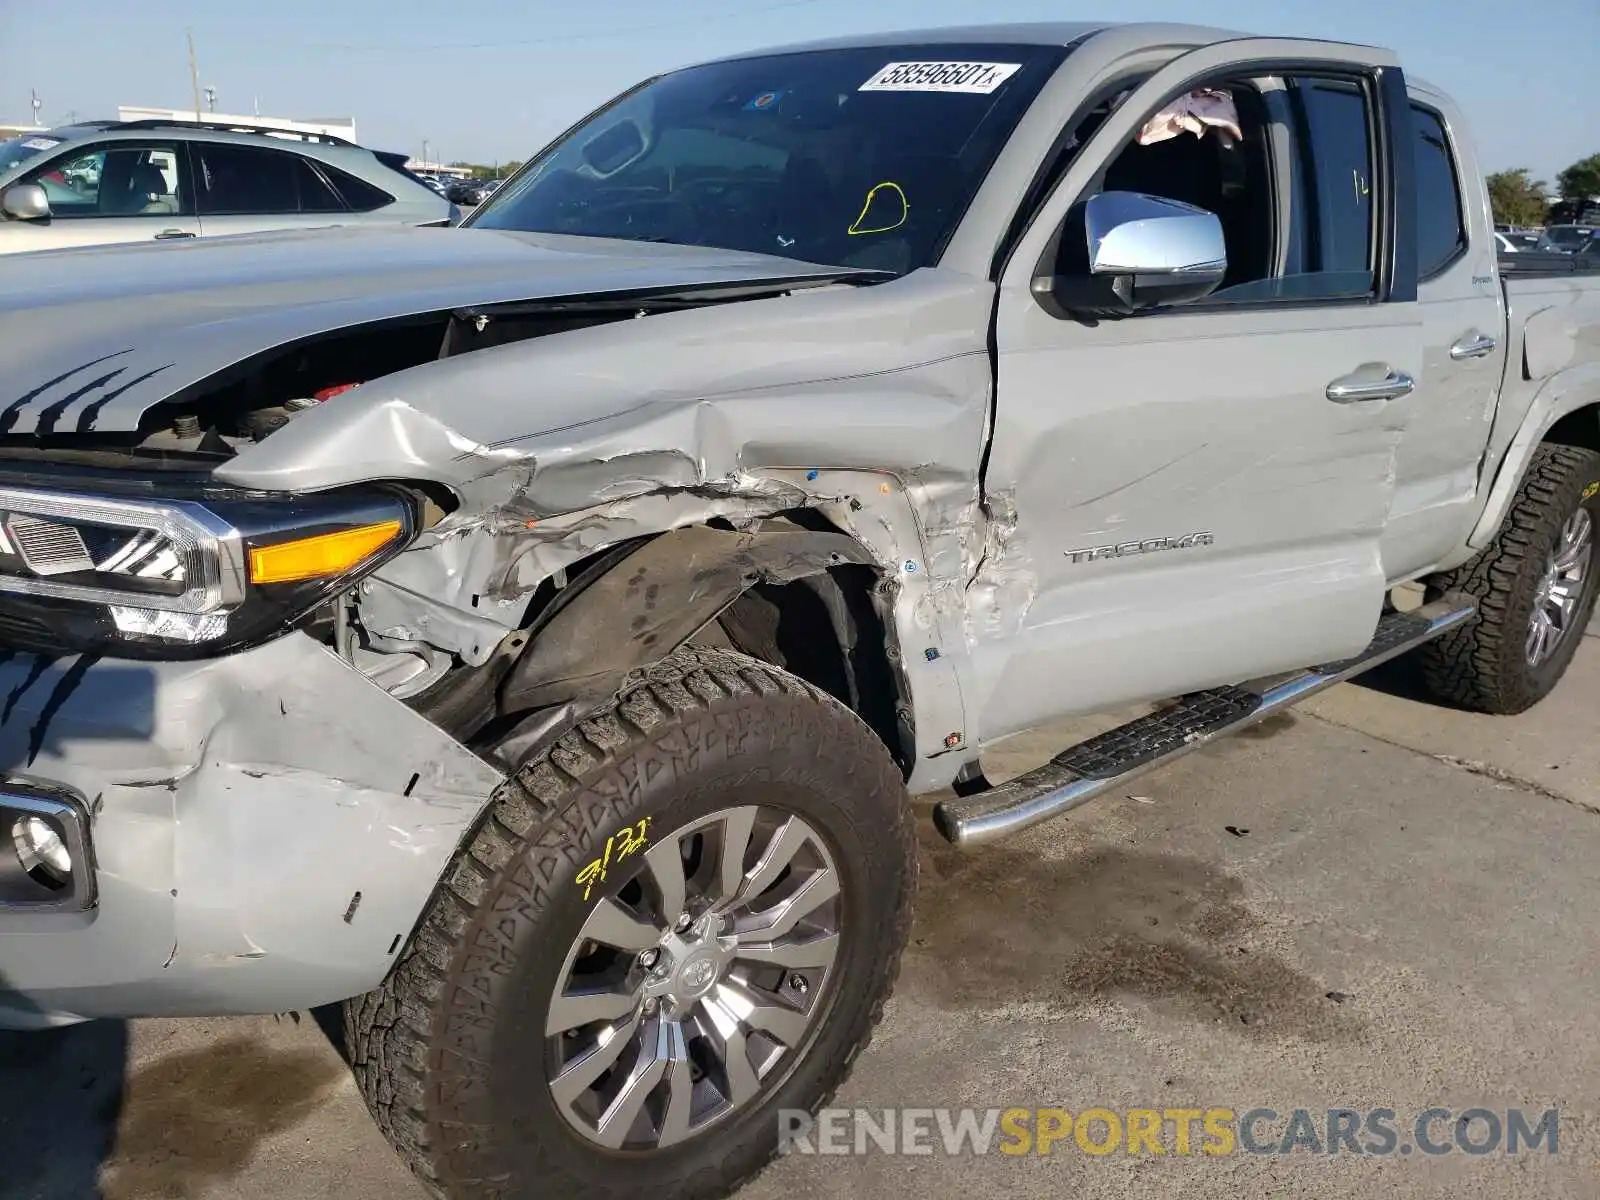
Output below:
[1450,332,1498,360]
[154,229,195,240]
[1325,370,1416,403]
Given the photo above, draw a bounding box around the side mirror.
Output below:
[1,184,50,222]
[1037,191,1226,318]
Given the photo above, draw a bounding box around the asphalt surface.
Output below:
[5,617,1600,1199]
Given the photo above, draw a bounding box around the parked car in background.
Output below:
[446,178,492,206]
[0,120,457,253]
[1538,224,1598,254]
[1495,230,1541,252]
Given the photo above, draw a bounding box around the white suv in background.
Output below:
[0,120,457,253]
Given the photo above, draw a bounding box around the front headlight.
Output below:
[0,483,415,657]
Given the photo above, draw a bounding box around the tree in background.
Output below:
[1556,154,1600,211]
[1486,169,1550,227]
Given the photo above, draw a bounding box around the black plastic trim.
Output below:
[1376,65,1417,303]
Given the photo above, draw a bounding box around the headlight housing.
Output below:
[0,482,416,658]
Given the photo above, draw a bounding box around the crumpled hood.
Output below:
[0,224,866,436]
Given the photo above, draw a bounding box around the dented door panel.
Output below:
[971,35,1419,744]
[976,301,1417,741]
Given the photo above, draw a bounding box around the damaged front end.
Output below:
[0,245,993,1022]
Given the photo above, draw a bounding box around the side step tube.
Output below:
[933,599,1475,849]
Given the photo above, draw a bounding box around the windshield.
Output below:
[0,134,66,176]
[468,43,1065,272]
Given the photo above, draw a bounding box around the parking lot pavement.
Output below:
[5,632,1600,1199]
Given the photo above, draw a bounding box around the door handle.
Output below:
[1325,369,1416,404]
[1450,332,1498,360]
[153,229,196,240]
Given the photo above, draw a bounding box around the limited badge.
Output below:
[858,61,1022,94]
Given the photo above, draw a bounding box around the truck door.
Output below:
[974,39,1423,742]
[1378,87,1510,575]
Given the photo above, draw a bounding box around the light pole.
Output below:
[204,87,217,113]
[30,89,42,128]
[422,139,431,170]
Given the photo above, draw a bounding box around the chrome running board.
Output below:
[932,599,1475,849]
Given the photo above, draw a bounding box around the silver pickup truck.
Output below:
[1,21,1597,1200]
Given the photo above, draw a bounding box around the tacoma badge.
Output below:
[1065,532,1214,564]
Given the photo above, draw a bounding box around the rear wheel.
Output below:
[346,646,915,1200]
[1418,443,1600,713]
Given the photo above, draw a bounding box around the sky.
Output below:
[1,0,1594,182]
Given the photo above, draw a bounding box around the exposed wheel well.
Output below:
[1542,404,1600,455]
[713,564,906,770]
[419,514,911,774]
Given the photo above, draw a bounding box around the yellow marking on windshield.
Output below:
[848,181,909,236]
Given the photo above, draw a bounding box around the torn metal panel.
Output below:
[963,490,1034,644]
[214,270,994,491]
[787,469,979,791]
[0,634,501,1023]
[502,524,877,711]
[207,274,995,752]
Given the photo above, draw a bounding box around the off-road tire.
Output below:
[345,646,916,1200]
[1417,443,1600,713]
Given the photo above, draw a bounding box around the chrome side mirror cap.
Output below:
[1,184,50,222]
[1036,190,1227,318]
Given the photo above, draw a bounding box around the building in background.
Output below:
[0,123,47,140]
[116,107,357,142]
[405,160,473,180]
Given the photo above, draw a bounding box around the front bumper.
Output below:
[0,633,502,1027]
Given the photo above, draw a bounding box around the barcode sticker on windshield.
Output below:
[20,138,61,151]
[859,61,1022,94]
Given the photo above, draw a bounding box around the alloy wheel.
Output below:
[1527,506,1593,668]
[545,806,842,1150]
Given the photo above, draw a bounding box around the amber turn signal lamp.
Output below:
[248,520,403,585]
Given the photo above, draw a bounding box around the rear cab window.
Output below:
[1410,104,1466,279]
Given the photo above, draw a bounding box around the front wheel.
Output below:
[346,646,915,1200]
[1418,442,1600,713]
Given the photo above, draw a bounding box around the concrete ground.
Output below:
[5,624,1600,1199]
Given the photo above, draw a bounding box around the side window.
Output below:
[1097,83,1276,294]
[1411,105,1466,279]
[320,163,395,212]
[24,143,189,217]
[294,158,348,213]
[195,143,297,214]
[1287,78,1374,292]
[193,143,348,215]
[1091,70,1379,308]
